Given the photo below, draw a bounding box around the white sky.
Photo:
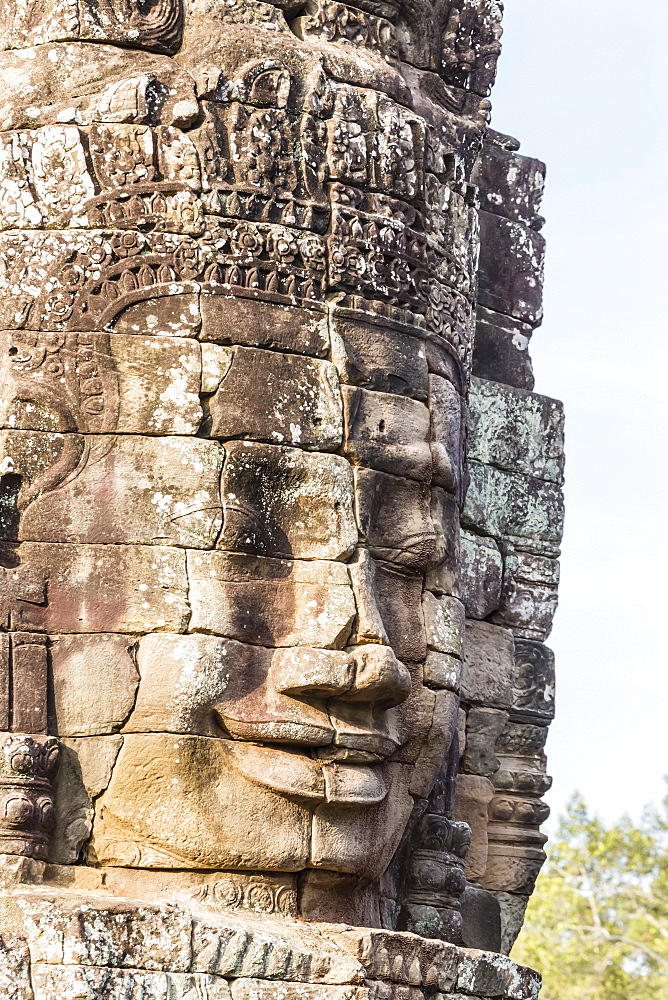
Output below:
[488,0,668,827]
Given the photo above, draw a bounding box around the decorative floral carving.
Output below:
[0,734,60,860]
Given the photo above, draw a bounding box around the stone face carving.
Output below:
[0,0,562,993]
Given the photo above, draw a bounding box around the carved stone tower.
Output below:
[0,0,563,995]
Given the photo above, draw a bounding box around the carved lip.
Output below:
[223,740,388,806]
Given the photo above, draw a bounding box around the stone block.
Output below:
[0,0,185,52]
[9,632,47,733]
[8,432,223,548]
[231,982,365,1000]
[424,652,461,693]
[495,550,560,641]
[128,634,340,744]
[473,307,535,392]
[495,892,530,956]
[0,332,202,436]
[113,294,202,338]
[429,375,464,495]
[128,632,242,737]
[187,552,355,649]
[32,967,232,999]
[453,775,494,882]
[422,594,465,659]
[50,633,139,736]
[477,211,545,326]
[355,469,435,573]
[9,542,189,634]
[510,640,556,724]
[201,293,329,358]
[456,949,541,1000]
[408,689,459,798]
[341,386,431,481]
[0,934,32,1000]
[366,660,429,766]
[461,621,515,709]
[347,548,390,646]
[468,377,564,484]
[460,885,502,953]
[191,911,361,984]
[208,347,342,450]
[19,892,193,970]
[219,442,357,561]
[459,531,503,620]
[481,844,547,897]
[334,926,459,991]
[371,562,426,663]
[0,562,48,631]
[424,336,466,394]
[201,345,234,394]
[426,488,460,597]
[49,735,123,865]
[312,764,413,879]
[109,335,203,435]
[0,44,199,133]
[331,315,428,402]
[495,721,549,763]
[463,460,564,558]
[462,708,508,777]
[473,137,546,229]
[397,902,447,946]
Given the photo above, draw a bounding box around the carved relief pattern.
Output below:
[295,0,398,59]
[399,814,471,939]
[439,0,503,95]
[193,874,298,916]
[0,0,184,54]
[0,76,480,367]
[0,734,60,859]
[0,0,558,984]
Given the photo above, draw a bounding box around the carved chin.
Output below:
[92,734,410,875]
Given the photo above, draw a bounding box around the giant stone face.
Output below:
[0,0,500,919]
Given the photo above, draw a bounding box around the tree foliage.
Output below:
[512,790,668,999]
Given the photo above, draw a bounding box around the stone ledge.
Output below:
[0,887,540,999]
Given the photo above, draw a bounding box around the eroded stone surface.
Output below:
[0,0,559,987]
[468,378,564,484]
[51,634,139,736]
[187,553,356,648]
[220,442,357,561]
[209,348,342,450]
[463,461,564,558]
[4,432,223,547]
[461,622,515,710]
[342,387,431,482]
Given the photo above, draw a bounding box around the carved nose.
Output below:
[270,645,411,708]
[345,644,411,708]
[271,647,354,698]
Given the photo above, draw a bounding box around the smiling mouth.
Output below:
[222,740,389,806]
[314,746,384,764]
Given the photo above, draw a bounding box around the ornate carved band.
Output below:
[400,815,472,942]
[0,733,60,860]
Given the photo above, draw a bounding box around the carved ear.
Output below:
[0,0,183,53]
[0,431,87,511]
[227,60,293,109]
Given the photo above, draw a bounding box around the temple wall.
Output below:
[0,0,563,994]
[454,131,564,953]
